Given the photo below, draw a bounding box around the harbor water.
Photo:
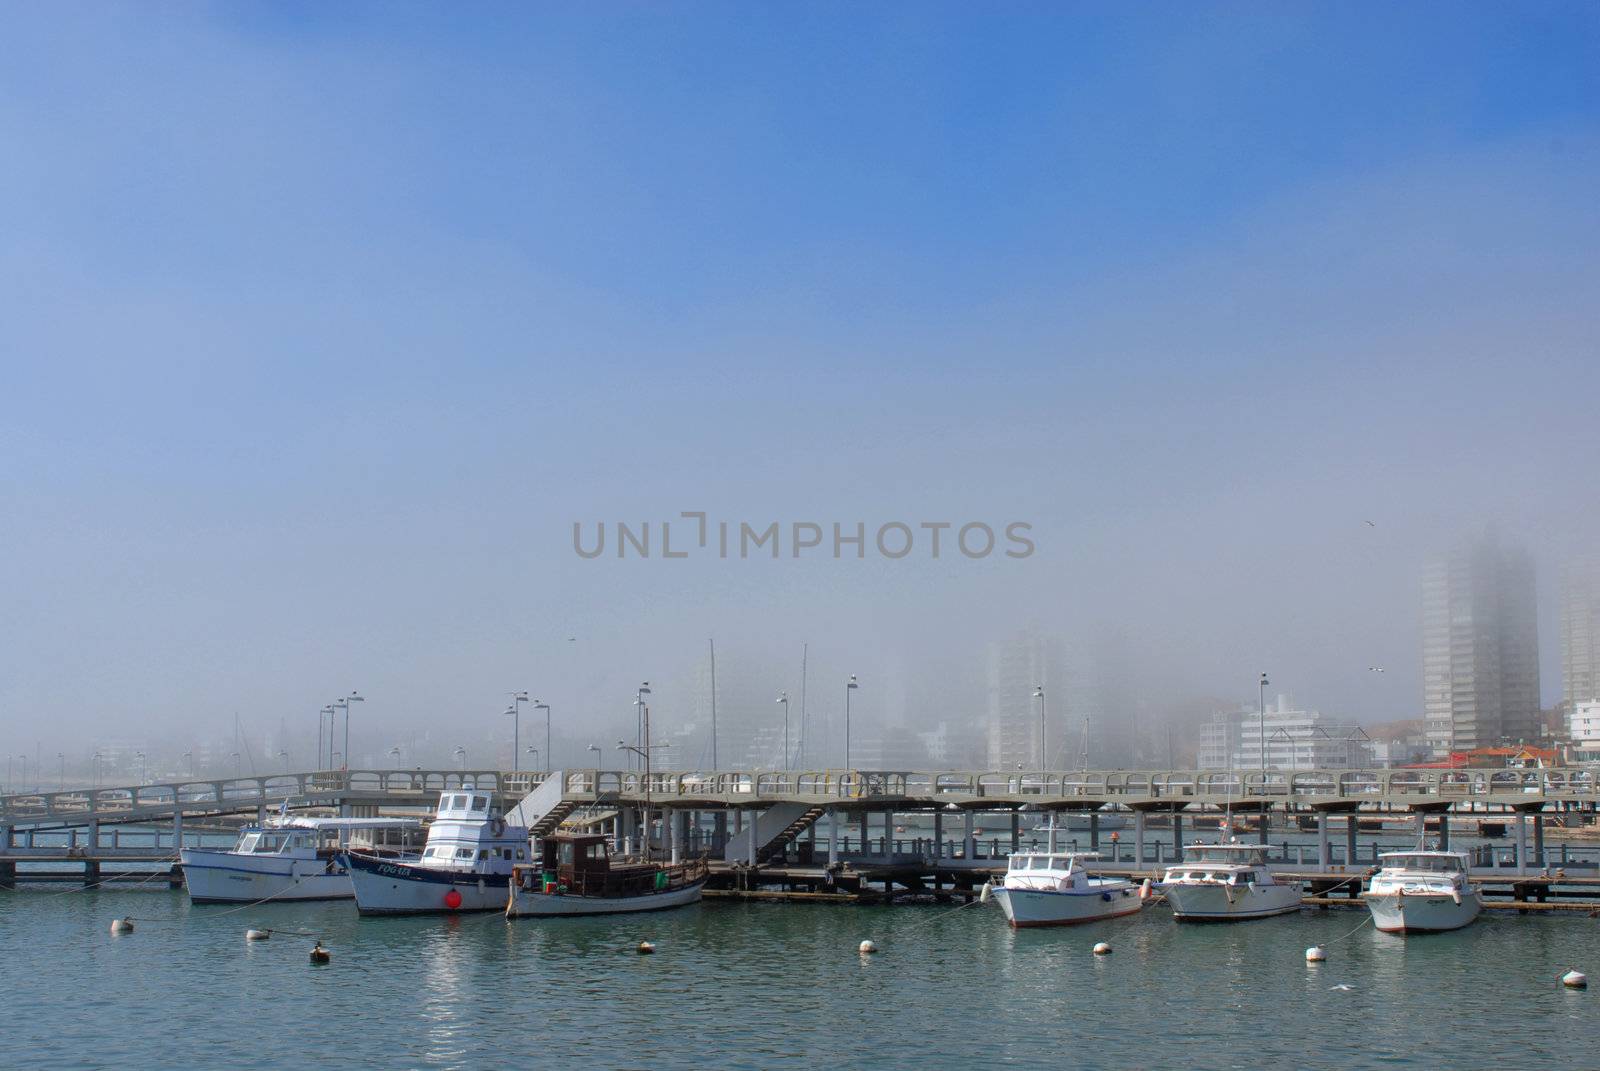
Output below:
[3,885,1595,1069]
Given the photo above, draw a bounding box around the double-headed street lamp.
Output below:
[1258,672,1271,772]
[319,705,336,769]
[619,682,667,859]
[509,692,529,771]
[534,700,551,773]
[453,746,467,771]
[1032,686,1046,771]
[333,692,363,770]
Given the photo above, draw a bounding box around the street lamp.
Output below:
[278,749,290,773]
[389,746,401,766]
[845,675,858,769]
[453,746,467,771]
[93,750,102,789]
[57,753,64,792]
[335,693,364,770]
[619,682,667,860]
[319,705,336,769]
[229,751,240,779]
[534,700,551,773]
[776,692,790,771]
[1032,687,1046,770]
[183,751,194,779]
[1258,672,1270,773]
[135,751,145,785]
[509,692,529,771]
[587,743,602,767]
[525,746,539,771]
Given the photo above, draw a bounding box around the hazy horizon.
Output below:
[3,6,1598,777]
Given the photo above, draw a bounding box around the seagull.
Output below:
[1368,666,1385,673]
[1364,520,1376,527]
[1329,984,1355,992]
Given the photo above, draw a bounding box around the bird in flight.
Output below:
[1368,666,1385,673]
[1364,520,1376,526]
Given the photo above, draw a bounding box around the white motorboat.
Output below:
[989,851,1146,928]
[346,789,530,915]
[1160,842,1302,922]
[506,833,708,917]
[180,815,422,904]
[1362,850,1480,934]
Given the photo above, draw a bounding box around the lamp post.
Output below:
[229,751,240,779]
[525,746,539,771]
[776,692,790,771]
[1033,686,1046,770]
[587,744,602,768]
[57,752,64,792]
[509,692,529,771]
[183,751,194,779]
[278,749,290,773]
[319,705,336,769]
[1258,672,1270,773]
[534,700,551,773]
[453,746,467,771]
[389,746,401,766]
[93,751,102,789]
[135,751,145,785]
[845,675,858,769]
[619,682,665,859]
[336,692,363,770]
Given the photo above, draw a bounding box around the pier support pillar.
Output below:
[1010,811,1020,853]
[714,811,727,855]
[1258,805,1270,844]
[0,859,13,890]
[747,809,758,865]
[1514,812,1528,875]
[173,810,183,854]
[1414,810,1426,843]
[859,812,868,855]
[1438,813,1450,851]
[963,809,975,861]
[828,809,839,866]
[83,859,100,886]
[1170,813,1182,864]
[933,810,943,861]
[883,810,894,859]
[1134,811,1146,865]
[0,824,11,851]
[666,808,678,864]
[1346,814,1358,866]
[1089,812,1100,853]
[1533,811,1545,868]
[1316,813,1329,867]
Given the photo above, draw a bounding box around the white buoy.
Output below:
[637,941,656,955]
[1092,942,1112,956]
[979,882,992,904]
[245,929,270,941]
[309,941,330,964]
[1562,969,1587,989]
[1139,878,1152,901]
[858,939,878,954]
[109,917,134,935]
[1306,945,1327,962]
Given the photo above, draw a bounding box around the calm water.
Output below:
[2,884,1594,1069]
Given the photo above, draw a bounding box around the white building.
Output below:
[1563,556,1600,707]
[1197,695,1372,770]
[985,631,1064,769]
[1570,699,1600,764]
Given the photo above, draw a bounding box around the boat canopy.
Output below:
[1377,851,1467,872]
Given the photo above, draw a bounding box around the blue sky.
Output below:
[2,5,1597,768]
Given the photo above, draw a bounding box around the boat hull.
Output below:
[346,854,511,916]
[507,879,706,917]
[1364,891,1481,933]
[1163,882,1302,922]
[992,884,1144,927]
[180,849,353,903]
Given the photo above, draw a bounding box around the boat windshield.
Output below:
[1384,854,1463,873]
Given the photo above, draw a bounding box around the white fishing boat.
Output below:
[1362,850,1480,934]
[989,851,1146,928]
[506,833,707,917]
[1159,842,1302,922]
[180,815,422,904]
[345,789,530,915]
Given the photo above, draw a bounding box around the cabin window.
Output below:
[472,795,488,812]
[502,849,512,860]
[559,843,575,866]
[516,850,525,860]
[456,848,473,860]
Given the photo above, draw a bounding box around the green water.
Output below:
[2,885,1594,1069]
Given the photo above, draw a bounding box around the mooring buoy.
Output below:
[1562,969,1587,989]
[109,917,134,935]
[309,942,330,964]
[1306,945,1327,962]
[637,941,656,955]
[858,939,878,954]
[245,929,270,942]
[1092,942,1112,956]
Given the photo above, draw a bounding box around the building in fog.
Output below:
[1569,700,1600,764]
[1421,533,1541,753]
[985,631,1064,769]
[1197,695,1372,770]
[1563,556,1600,707]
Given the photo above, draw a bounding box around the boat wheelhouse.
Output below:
[345,789,530,916]
[180,815,422,904]
[506,833,707,917]
[1159,842,1302,922]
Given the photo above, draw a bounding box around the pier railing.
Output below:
[6,765,1598,829]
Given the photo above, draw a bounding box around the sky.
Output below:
[2,5,1598,775]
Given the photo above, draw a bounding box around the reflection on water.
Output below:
[1,887,1594,1069]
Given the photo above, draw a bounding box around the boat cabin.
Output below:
[230,817,422,859]
[412,790,529,873]
[1006,852,1095,874]
[1376,851,1467,874]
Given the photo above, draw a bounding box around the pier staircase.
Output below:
[505,772,575,837]
[723,803,828,865]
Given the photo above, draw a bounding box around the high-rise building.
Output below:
[1421,533,1541,753]
[1197,695,1372,770]
[1562,556,1600,706]
[985,631,1064,769]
